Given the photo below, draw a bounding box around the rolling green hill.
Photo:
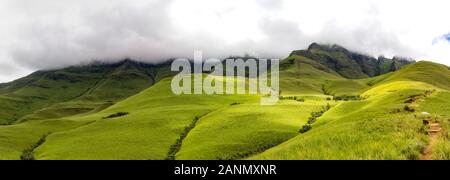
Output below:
[0,44,449,160]
[290,43,414,78]
[251,61,450,160]
[0,60,174,124]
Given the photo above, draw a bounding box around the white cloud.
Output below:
[0,0,449,82]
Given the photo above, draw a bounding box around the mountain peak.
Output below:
[290,43,415,78]
[307,42,322,50]
[308,43,348,52]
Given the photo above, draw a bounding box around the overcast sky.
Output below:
[0,0,449,82]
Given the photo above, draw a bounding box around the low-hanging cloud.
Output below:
[0,0,449,82]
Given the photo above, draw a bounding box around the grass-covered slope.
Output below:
[0,52,448,160]
[0,67,339,160]
[279,54,370,96]
[417,91,450,160]
[250,61,450,160]
[0,119,91,160]
[0,60,174,124]
[251,89,430,159]
[176,99,335,160]
[374,61,450,91]
[32,77,259,160]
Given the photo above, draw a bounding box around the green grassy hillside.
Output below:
[0,45,448,160]
[0,60,174,124]
[250,61,450,160]
[176,99,335,160]
[32,77,259,160]
[280,55,370,96]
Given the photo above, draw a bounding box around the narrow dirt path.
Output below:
[419,122,441,160]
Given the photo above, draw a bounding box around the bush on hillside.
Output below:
[20,148,34,160]
[280,96,305,102]
[166,116,202,160]
[402,142,426,160]
[299,124,312,133]
[333,95,362,101]
[299,104,331,133]
[404,105,416,112]
[0,122,12,126]
[20,133,50,160]
[103,112,129,119]
[390,108,402,114]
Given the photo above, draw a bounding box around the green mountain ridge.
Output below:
[290,43,414,78]
[0,60,175,124]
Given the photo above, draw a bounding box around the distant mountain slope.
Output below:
[290,43,414,79]
[0,60,174,124]
[279,55,369,96]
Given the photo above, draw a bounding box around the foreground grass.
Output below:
[0,119,90,160]
[418,91,450,159]
[177,99,334,160]
[0,61,448,160]
[250,87,432,160]
[33,78,258,160]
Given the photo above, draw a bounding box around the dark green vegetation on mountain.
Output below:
[0,60,174,124]
[290,43,414,78]
[0,43,449,160]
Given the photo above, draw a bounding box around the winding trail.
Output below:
[419,122,441,160]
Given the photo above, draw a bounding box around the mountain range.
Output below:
[0,43,448,160]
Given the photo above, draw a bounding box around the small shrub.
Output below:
[286,59,295,65]
[280,96,304,102]
[321,84,333,96]
[390,109,401,114]
[296,98,305,102]
[103,112,129,119]
[333,95,362,101]
[20,133,50,160]
[404,105,415,112]
[419,124,428,135]
[299,124,312,133]
[299,104,331,133]
[424,89,435,96]
[402,142,426,160]
[20,148,35,160]
[404,98,416,104]
[325,103,331,110]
